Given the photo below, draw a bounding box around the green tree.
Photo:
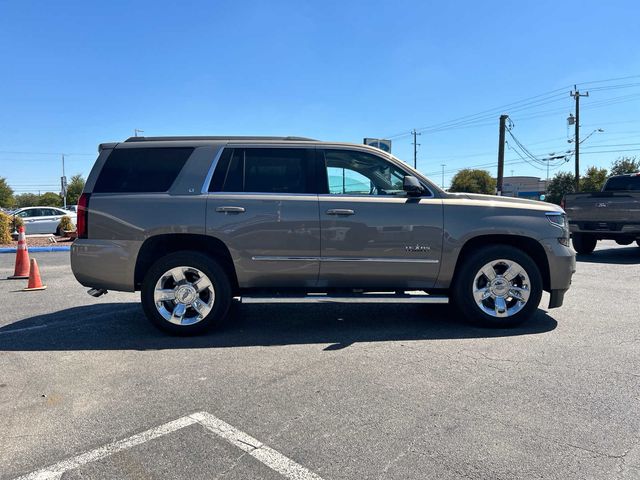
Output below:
[449,169,496,194]
[14,193,40,208]
[546,172,575,205]
[38,192,62,207]
[0,177,15,208]
[610,157,640,176]
[66,174,85,206]
[580,166,608,192]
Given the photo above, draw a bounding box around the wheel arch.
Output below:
[452,234,551,292]
[134,234,239,294]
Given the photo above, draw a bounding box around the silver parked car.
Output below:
[14,206,77,235]
[71,136,576,335]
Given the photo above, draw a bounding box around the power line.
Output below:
[385,87,572,139]
[0,150,94,156]
[578,74,640,86]
[386,77,640,141]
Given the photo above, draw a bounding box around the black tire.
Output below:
[572,234,597,255]
[615,239,633,246]
[452,245,543,328]
[141,251,232,335]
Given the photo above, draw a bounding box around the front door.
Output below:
[206,147,321,288]
[318,148,443,289]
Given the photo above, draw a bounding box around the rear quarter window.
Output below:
[604,175,640,191]
[93,147,194,193]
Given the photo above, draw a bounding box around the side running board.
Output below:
[241,292,448,304]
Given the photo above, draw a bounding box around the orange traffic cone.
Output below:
[23,258,47,291]
[8,226,30,279]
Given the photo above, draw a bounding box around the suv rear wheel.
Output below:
[452,245,543,328]
[141,251,231,335]
[572,234,597,254]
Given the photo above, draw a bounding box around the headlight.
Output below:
[546,212,570,246]
[545,212,567,229]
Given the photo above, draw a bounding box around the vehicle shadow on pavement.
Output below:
[576,245,640,265]
[0,302,557,351]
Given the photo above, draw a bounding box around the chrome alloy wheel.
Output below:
[153,266,215,325]
[472,259,531,318]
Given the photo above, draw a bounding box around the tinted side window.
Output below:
[18,209,37,218]
[94,147,194,193]
[210,148,314,194]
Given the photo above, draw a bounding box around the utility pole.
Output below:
[411,129,421,169]
[570,86,589,191]
[61,154,67,209]
[497,114,508,196]
[134,128,144,137]
[441,164,446,188]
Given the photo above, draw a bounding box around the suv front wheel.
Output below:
[452,245,543,328]
[141,251,231,335]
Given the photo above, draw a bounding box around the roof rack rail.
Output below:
[123,136,318,143]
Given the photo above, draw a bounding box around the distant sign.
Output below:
[364,138,392,153]
[60,176,68,196]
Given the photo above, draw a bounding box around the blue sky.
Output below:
[1,0,639,194]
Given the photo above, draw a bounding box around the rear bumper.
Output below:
[570,221,640,237]
[70,239,141,292]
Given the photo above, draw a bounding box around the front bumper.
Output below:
[540,238,576,308]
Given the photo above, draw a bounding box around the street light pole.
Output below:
[441,164,446,188]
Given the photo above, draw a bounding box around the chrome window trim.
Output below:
[207,192,319,198]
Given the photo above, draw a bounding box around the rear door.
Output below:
[43,208,64,233]
[206,146,321,288]
[317,148,443,289]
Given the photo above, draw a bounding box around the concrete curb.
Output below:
[0,246,71,254]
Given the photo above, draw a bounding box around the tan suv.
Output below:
[71,136,575,334]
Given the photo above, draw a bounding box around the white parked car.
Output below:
[14,206,77,235]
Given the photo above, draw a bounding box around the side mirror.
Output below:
[403,175,424,196]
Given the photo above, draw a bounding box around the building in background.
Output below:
[502,176,547,200]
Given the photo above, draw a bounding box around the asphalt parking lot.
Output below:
[1,241,639,480]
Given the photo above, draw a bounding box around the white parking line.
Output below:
[191,412,324,480]
[15,416,198,480]
[15,412,324,480]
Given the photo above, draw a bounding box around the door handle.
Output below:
[216,206,246,214]
[326,208,355,216]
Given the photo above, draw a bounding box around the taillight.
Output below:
[77,193,90,239]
